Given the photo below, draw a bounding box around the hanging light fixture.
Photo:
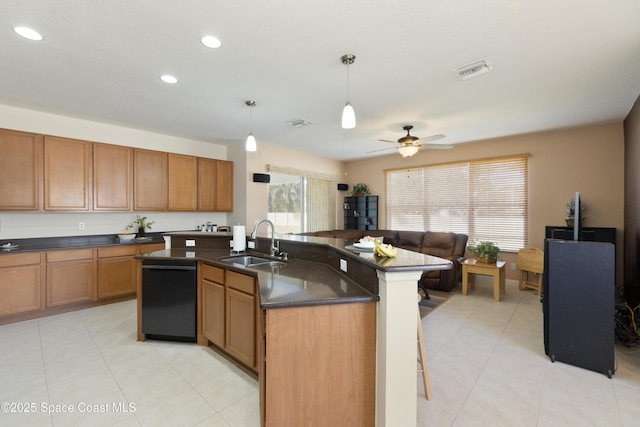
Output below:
[245,100,257,152]
[398,145,420,158]
[340,54,356,129]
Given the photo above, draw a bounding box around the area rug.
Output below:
[419,290,453,318]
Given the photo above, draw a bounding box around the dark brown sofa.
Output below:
[299,229,468,292]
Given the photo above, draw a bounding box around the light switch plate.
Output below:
[248,240,255,249]
[340,259,347,272]
[186,239,195,247]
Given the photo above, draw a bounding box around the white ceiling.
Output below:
[2,0,640,161]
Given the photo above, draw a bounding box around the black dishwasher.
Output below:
[141,259,197,342]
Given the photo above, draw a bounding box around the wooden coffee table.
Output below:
[462,259,507,301]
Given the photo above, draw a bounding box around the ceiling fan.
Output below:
[369,125,452,157]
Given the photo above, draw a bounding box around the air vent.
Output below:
[288,119,312,128]
[454,60,492,81]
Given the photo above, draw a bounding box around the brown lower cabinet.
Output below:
[46,249,94,307]
[260,302,377,426]
[0,252,43,316]
[200,264,259,372]
[97,246,138,299]
[0,242,164,324]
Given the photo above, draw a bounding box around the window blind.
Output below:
[386,156,528,252]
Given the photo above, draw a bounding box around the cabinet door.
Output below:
[46,249,94,307]
[197,158,216,211]
[202,280,225,347]
[0,253,43,316]
[97,246,137,299]
[93,143,132,211]
[134,149,167,210]
[216,160,233,212]
[226,271,258,369]
[168,154,198,211]
[0,129,42,210]
[44,136,92,211]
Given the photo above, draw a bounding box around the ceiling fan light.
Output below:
[398,145,419,157]
[246,133,257,152]
[342,102,356,129]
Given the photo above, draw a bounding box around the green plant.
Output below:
[126,215,155,231]
[469,241,500,262]
[351,183,371,196]
[565,197,586,223]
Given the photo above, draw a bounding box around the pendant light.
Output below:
[245,100,257,152]
[341,54,356,129]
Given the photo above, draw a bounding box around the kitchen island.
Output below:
[136,232,453,426]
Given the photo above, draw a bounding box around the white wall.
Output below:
[0,105,230,239]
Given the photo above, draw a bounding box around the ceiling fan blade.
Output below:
[366,146,398,154]
[376,139,398,144]
[423,144,453,150]
[419,134,446,143]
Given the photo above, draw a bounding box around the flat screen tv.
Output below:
[573,191,581,241]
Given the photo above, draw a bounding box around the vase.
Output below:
[476,254,497,264]
[138,227,146,238]
[566,218,574,227]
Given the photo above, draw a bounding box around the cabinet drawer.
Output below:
[227,270,255,295]
[202,264,225,284]
[98,245,137,258]
[0,252,41,268]
[46,248,94,263]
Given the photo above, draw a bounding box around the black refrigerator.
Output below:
[543,239,615,378]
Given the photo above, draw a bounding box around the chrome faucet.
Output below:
[250,219,279,257]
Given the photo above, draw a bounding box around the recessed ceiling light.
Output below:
[14,26,43,41]
[160,75,178,84]
[201,35,222,49]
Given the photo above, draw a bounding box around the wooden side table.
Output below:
[462,259,507,301]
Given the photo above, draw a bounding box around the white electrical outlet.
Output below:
[340,259,348,272]
[248,240,256,249]
[186,239,196,247]
[78,222,85,230]
[511,262,516,270]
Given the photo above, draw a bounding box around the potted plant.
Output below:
[127,215,155,237]
[351,183,371,197]
[565,198,586,227]
[469,241,500,264]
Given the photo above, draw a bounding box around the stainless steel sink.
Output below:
[220,255,284,267]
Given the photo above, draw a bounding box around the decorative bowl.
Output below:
[117,233,136,242]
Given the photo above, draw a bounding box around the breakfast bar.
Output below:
[135,232,453,426]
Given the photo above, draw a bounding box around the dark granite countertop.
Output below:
[0,232,167,254]
[136,248,379,309]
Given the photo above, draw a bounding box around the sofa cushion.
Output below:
[396,230,425,252]
[422,231,457,258]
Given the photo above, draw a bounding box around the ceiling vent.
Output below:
[454,60,492,81]
[288,119,312,128]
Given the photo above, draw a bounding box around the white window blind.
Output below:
[385,156,528,252]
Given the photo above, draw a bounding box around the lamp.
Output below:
[341,54,356,129]
[398,145,420,158]
[245,100,257,152]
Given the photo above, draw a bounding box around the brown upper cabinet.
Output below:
[198,158,233,212]
[44,136,92,211]
[93,143,133,211]
[133,148,168,211]
[0,128,42,210]
[168,154,198,211]
[1,128,232,212]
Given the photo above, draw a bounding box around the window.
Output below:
[267,173,336,234]
[385,156,528,252]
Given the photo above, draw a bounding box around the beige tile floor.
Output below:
[0,280,638,426]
